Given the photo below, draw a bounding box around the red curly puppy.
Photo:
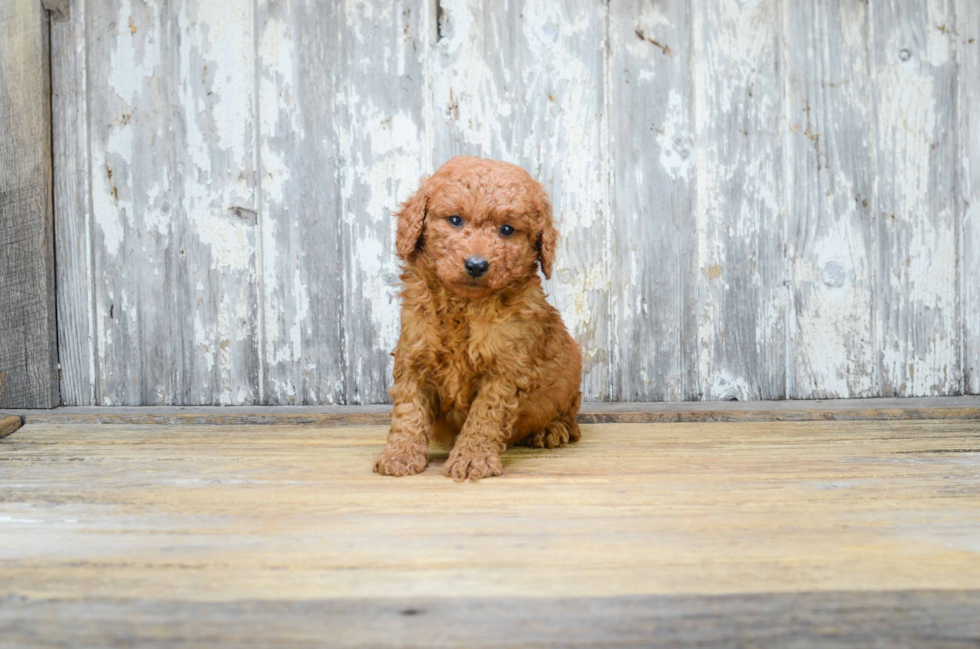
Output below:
[373,156,583,482]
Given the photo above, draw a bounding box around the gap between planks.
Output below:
[2,396,979,428]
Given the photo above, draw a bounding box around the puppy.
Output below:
[373,156,583,481]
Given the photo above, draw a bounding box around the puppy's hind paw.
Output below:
[518,421,571,448]
[373,446,428,477]
[443,448,503,482]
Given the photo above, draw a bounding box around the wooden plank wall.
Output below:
[0,0,59,408]
[50,0,980,406]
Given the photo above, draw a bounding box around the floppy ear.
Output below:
[395,179,429,260]
[536,198,558,279]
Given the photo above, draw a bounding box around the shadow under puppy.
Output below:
[374,156,583,482]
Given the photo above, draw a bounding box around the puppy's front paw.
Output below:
[443,446,503,482]
[373,444,428,477]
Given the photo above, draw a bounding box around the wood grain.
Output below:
[339,2,428,405]
[1,420,978,605]
[874,0,960,396]
[609,1,697,402]
[40,0,69,23]
[87,0,179,405]
[0,0,59,409]
[256,0,345,405]
[173,0,260,405]
[784,1,878,399]
[0,415,23,438]
[960,2,980,395]
[8,396,980,427]
[692,0,786,401]
[51,0,96,405]
[2,591,978,648]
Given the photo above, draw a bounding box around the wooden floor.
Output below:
[2,417,979,646]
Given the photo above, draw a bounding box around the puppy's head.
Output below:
[396,156,557,299]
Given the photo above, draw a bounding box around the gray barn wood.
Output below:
[46,0,980,406]
[0,0,59,408]
[340,2,428,405]
[874,0,960,397]
[609,1,698,402]
[51,0,95,406]
[3,591,979,648]
[960,0,980,395]
[693,0,786,400]
[785,1,877,398]
[257,0,346,406]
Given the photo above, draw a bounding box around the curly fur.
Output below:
[373,156,583,482]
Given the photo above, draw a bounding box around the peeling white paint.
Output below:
[708,369,752,402]
[694,0,784,400]
[177,0,255,272]
[65,0,975,406]
[343,103,423,357]
[657,89,693,180]
[94,120,135,257]
[107,0,161,105]
[875,6,959,396]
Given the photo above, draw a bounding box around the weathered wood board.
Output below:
[174,0,261,406]
[693,0,786,400]
[0,0,59,408]
[785,1,877,399]
[49,0,980,405]
[1,419,978,645]
[51,0,95,406]
[340,3,429,405]
[3,591,979,648]
[609,1,698,402]
[874,0,960,396]
[959,0,980,395]
[6,395,980,427]
[256,0,347,406]
[0,415,23,438]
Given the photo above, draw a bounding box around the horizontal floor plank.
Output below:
[3,590,979,648]
[4,395,980,427]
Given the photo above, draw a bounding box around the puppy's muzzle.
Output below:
[464,256,490,278]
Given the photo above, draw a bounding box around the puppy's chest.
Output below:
[423,312,499,410]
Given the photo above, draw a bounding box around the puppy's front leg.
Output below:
[444,377,518,482]
[374,373,434,477]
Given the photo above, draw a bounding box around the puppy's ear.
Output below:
[536,198,558,280]
[395,179,429,260]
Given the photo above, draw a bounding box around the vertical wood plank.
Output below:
[428,0,611,400]
[173,0,259,404]
[0,0,60,408]
[873,0,960,396]
[692,0,786,400]
[88,0,179,405]
[959,1,980,394]
[608,1,697,401]
[52,0,96,405]
[340,2,428,404]
[257,0,345,404]
[784,1,877,398]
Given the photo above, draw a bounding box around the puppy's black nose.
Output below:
[464,256,489,278]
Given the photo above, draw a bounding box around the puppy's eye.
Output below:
[499,224,515,237]
[448,215,464,227]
